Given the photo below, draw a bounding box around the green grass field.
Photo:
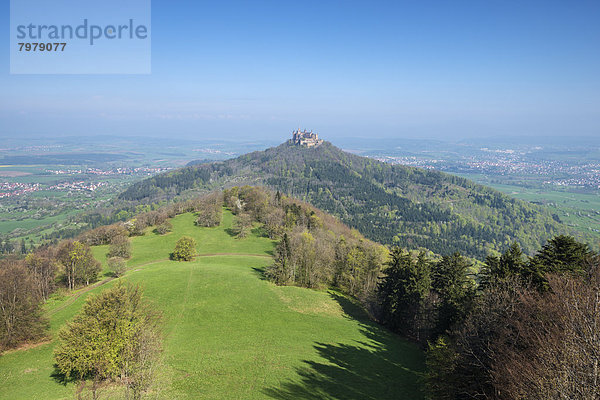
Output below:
[0,210,425,399]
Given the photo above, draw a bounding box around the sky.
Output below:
[1,0,599,141]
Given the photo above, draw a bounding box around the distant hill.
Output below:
[119,140,578,258]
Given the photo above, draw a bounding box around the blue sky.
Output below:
[1,0,599,141]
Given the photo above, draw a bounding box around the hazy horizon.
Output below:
[2,1,599,141]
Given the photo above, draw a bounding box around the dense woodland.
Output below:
[118,141,583,259]
[1,185,599,399]
[375,235,599,399]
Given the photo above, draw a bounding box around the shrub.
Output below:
[171,236,197,261]
[54,283,162,399]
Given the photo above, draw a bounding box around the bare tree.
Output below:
[24,249,57,300]
[0,260,47,350]
[493,264,600,399]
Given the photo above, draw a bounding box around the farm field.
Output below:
[0,210,425,399]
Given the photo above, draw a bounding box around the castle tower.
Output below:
[291,129,323,148]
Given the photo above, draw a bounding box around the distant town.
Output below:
[371,148,600,189]
[46,166,170,176]
[0,181,107,199]
[0,167,172,199]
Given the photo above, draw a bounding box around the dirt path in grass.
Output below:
[47,253,270,317]
[48,259,169,316]
[167,266,194,339]
[196,253,271,258]
[11,253,271,356]
[47,277,114,316]
[1,340,52,355]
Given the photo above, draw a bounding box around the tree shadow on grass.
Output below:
[263,293,426,400]
[224,228,237,237]
[251,266,268,281]
[252,226,269,238]
[50,365,77,386]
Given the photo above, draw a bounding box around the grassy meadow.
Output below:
[0,209,425,399]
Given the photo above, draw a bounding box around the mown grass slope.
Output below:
[0,210,425,399]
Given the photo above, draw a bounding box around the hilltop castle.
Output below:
[292,129,323,148]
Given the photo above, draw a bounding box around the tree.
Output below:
[124,218,145,236]
[107,257,127,278]
[359,242,388,300]
[232,213,253,239]
[425,240,598,400]
[431,252,475,336]
[266,233,292,284]
[155,220,172,235]
[426,336,459,400]
[24,249,57,300]
[492,266,600,399]
[54,283,162,399]
[436,276,524,399]
[264,208,285,239]
[296,230,318,288]
[79,224,128,246]
[378,248,432,341]
[481,242,526,287]
[171,236,196,261]
[195,192,223,227]
[57,241,101,289]
[107,234,131,259]
[526,235,595,290]
[0,260,48,350]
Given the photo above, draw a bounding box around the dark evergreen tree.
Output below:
[266,233,292,284]
[431,252,475,336]
[526,235,595,290]
[378,248,432,341]
[481,242,526,287]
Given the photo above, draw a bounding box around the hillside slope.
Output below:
[0,210,424,399]
[119,141,576,258]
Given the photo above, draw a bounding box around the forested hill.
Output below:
[119,140,576,258]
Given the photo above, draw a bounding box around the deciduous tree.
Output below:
[155,220,172,235]
[0,260,47,350]
[107,257,127,278]
[56,240,101,289]
[108,235,131,259]
[24,249,57,300]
